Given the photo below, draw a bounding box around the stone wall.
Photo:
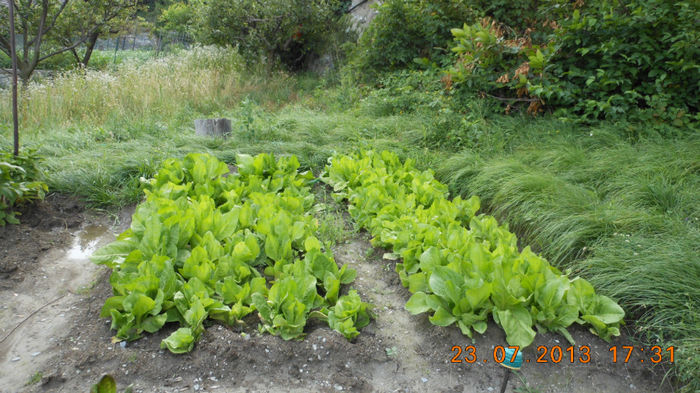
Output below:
[348,0,380,32]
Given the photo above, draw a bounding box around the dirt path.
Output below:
[0,198,675,393]
[0,223,116,389]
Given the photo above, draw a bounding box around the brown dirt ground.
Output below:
[0,196,676,393]
[0,194,83,288]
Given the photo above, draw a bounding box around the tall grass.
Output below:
[0,46,314,131]
[439,134,700,391]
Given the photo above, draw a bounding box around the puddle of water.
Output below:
[66,224,112,260]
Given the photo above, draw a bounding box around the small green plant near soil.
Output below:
[513,372,542,393]
[25,372,42,386]
[92,153,371,353]
[0,149,48,225]
[324,150,624,348]
[91,375,133,393]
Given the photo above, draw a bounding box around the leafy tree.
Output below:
[192,0,347,69]
[54,0,143,67]
[348,0,478,81]
[155,1,194,41]
[0,0,140,81]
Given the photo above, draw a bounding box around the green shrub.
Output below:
[466,0,565,35]
[0,150,48,225]
[447,19,548,114]
[443,0,700,121]
[193,0,351,70]
[532,0,700,121]
[349,0,477,81]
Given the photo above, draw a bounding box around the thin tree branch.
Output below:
[0,36,11,56]
[41,0,69,35]
[28,0,49,70]
[36,30,93,62]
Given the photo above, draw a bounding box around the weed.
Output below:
[25,372,42,386]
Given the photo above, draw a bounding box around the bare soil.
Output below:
[0,196,675,393]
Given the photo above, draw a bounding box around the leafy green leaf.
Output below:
[496,307,536,348]
[161,328,196,354]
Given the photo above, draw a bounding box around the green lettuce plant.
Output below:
[93,153,371,353]
[324,150,624,348]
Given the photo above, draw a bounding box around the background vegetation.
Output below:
[1,0,698,390]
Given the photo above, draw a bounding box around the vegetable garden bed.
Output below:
[0,153,676,392]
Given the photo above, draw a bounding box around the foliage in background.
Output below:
[50,0,145,68]
[348,0,477,81]
[447,19,550,115]
[533,0,700,121]
[443,0,699,121]
[155,2,195,41]
[465,0,563,35]
[0,0,140,80]
[191,0,352,70]
[0,149,47,226]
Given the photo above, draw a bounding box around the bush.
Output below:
[466,0,565,35]
[193,0,351,70]
[0,150,48,225]
[443,0,700,121]
[349,0,477,81]
[534,0,700,121]
[357,69,496,151]
[447,18,549,114]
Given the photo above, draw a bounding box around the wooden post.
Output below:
[8,0,19,156]
[194,118,232,137]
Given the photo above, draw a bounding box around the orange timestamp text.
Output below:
[450,345,675,364]
[451,345,592,364]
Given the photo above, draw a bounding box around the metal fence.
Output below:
[94,31,192,53]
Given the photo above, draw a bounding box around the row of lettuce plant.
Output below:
[323,150,624,348]
[92,153,371,353]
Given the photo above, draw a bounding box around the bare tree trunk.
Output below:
[19,63,33,85]
[8,0,19,156]
[81,30,100,67]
